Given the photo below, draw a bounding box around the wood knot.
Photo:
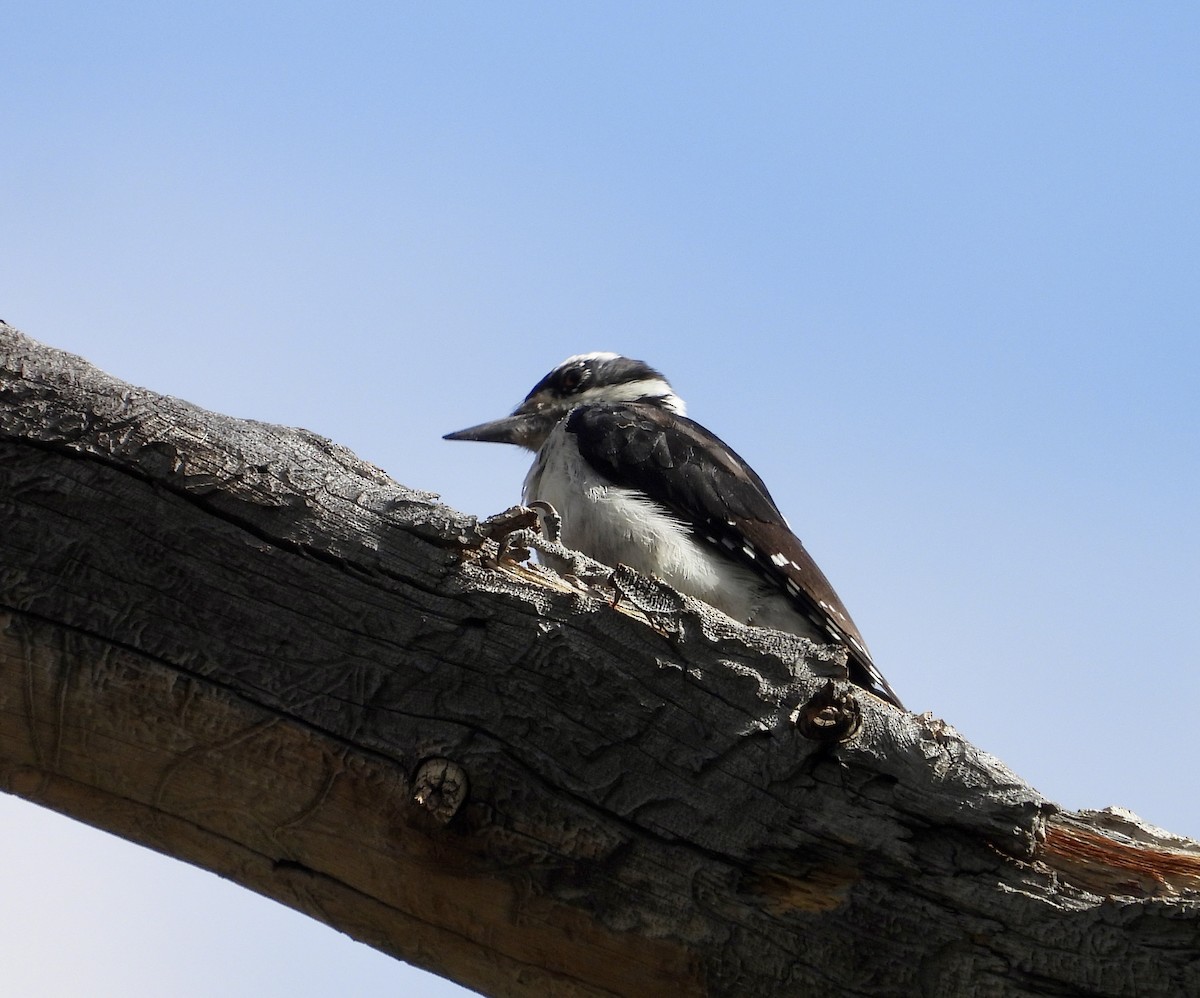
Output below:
[412,758,469,824]
[794,681,862,742]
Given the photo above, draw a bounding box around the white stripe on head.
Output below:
[559,351,622,365]
[578,377,686,415]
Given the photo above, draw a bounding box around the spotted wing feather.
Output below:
[566,402,902,707]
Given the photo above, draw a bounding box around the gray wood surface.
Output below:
[2,323,1197,997]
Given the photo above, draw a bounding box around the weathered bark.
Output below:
[1,323,1197,997]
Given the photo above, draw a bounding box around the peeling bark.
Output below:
[1,324,1197,997]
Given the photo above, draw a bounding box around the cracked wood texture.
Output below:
[1,324,1198,998]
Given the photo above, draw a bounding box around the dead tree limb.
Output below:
[1,323,1197,997]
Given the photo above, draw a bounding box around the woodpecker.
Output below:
[444,352,903,708]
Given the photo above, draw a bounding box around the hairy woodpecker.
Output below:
[444,352,903,708]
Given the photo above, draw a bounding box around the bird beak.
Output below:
[443,411,551,450]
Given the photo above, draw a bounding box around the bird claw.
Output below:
[527,500,563,543]
[520,529,613,585]
[479,505,540,565]
[482,503,612,585]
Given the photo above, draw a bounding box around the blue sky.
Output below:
[3,4,1198,995]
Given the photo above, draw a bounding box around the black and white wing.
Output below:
[566,401,903,708]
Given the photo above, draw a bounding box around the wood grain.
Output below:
[2,323,1197,996]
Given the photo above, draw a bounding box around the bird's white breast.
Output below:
[523,421,816,638]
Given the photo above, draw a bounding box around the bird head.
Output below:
[444,351,686,451]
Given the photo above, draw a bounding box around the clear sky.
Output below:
[3,4,1198,996]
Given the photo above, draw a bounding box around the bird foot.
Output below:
[483,503,613,586]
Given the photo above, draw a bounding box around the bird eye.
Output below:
[559,367,585,394]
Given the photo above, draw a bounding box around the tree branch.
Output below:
[1,323,1197,997]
